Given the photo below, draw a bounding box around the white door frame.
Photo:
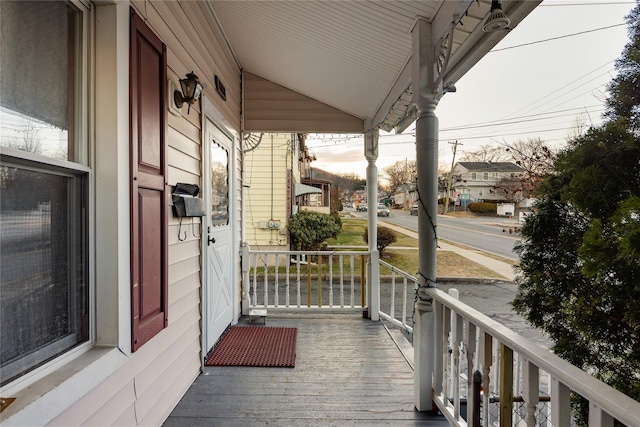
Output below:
[201,96,239,362]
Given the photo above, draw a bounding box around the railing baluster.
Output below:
[339,254,344,307]
[401,276,408,328]
[443,304,452,405]
[480,331,493,427]
[296,253,301,308]
[274,253,279,307]
[307,255,311,307]
[360,255,365,308]
[390,270,396,321]
[250,253,256,306]
[499,343,513,427]
[452,312,461,421]
[522,359,539,427]
[589,402,614,427]
[263,253,269,307]
[433,300,444,398]
[350,255,355,307]
[285,253,290,307]
[551,376,571,427]
[317,254,322,307]
[466,321,477,427]
[329,255,334,307]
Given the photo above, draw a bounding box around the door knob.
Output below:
[207,226,215,245]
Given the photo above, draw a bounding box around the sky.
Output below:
[306,0,636,180]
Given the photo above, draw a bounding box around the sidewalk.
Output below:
[377,218,516,282]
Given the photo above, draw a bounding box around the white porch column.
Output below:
[364,119,380,321]
[412,16,443,412]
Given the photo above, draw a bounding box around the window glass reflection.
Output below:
[210,141,228,226]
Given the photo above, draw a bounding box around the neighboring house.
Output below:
[393,183,417,209]
[300,176,332,214]
[450,162,526,203]
[352,189,366,207]
[244,133,328,250]
[0,1,541,425]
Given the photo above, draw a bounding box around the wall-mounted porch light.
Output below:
[483,0,511,32]
[174,71,203,114]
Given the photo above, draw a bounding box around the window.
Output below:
[471,172,477,180]
[210,140,229,227]
[0,1,88,386]
[491,172,499,179]
[483,172,489,180]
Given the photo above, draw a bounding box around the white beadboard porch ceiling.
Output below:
[208,1,541,132]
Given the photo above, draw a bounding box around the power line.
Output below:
[490,23,626,53]
[539,2,635,6]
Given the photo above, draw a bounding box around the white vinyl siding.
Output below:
[45,1,242,425]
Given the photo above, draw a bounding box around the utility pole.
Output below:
[444,140,462,214]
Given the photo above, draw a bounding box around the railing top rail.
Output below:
[247,250,371,257]
[425,287,640,426]
[379,259,418,282]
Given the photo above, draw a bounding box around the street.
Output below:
[351,207,521,260]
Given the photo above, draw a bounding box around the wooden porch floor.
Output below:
[164,313,449,426]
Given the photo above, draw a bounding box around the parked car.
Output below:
[356,203,367,212]
[376,204,390,217]
[410,203,418,215]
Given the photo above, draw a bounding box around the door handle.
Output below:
[207,226,215,246]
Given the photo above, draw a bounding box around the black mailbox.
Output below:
[172,183,206,217]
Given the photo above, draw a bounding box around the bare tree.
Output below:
[382,159,416,191]
[491,175,530,204]
[5,120,43,155]
[502,137,556,194]
[460,144,508,162]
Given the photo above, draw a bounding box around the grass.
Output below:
[254,217,506,280]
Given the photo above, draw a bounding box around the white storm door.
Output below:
[203,118,234,353]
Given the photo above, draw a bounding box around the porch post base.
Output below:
[414,296,435,411]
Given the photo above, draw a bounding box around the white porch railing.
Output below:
[240,248,640,426]
[423,287,640,427]
[243,249,369,310]
[378,259,415,334]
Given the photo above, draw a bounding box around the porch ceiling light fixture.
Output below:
[174,71,203,114]
[483,0,511,32]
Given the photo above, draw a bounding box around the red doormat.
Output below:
[205,326,297,367]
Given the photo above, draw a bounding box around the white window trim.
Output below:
[0,2,133,424]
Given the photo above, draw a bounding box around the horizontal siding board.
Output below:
[80,381,136,426]
[168,239,201,264]
[246,110,362,122]
[169,271,201,303]
[168,223,202,246]
[168,146,201,174]
[245,119,363,133]
[244,73,363,133]
[152,1,240,128]
[168,168,200,187]
[168,125,201,160]
[112,406,138,427]
[168,290,201,326]
[137,335,201,426]
[131,321,200,400]
[168,256,202,285]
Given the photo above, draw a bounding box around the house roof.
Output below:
[209,1,541,133]
[456,162,525,172]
